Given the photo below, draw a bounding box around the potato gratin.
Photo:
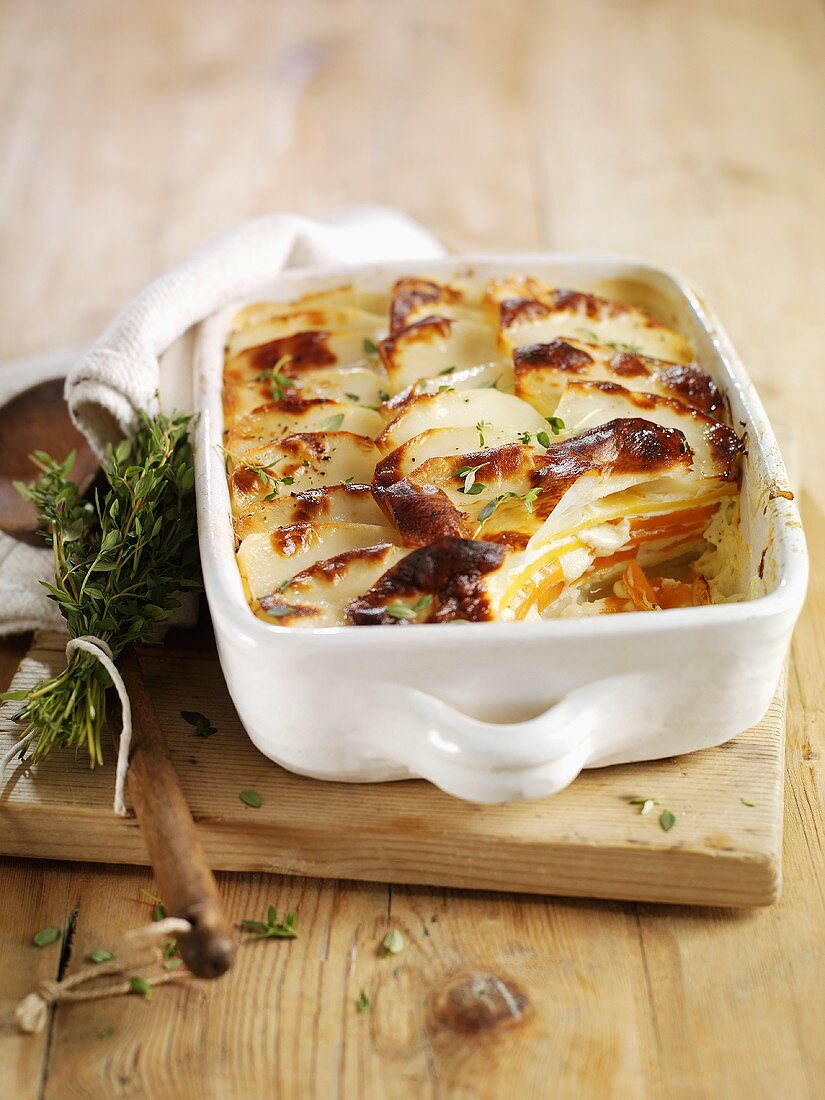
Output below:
[222,275,743,627]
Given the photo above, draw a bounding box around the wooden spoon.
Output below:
[0,378,99,545]
[0,378,235,978]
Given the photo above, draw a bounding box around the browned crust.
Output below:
[375,481,470,545]
[499,297,552,330]
[269,522,320,558]
[345,537,507,624]
[513,339,595,374]
[608,352,651,378]
[657,362,724,417]
[233,330,338,375]
[530,417,694,518]
[389,278,462,334]
[551,288,634,319]
[277,484,373,525]
[705,422,745,481]
[256,595,318,622]
[289,543,397,584]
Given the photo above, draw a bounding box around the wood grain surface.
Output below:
[0,632,788,907]
[1,1,824,1097]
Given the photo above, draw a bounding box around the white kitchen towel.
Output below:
[0,206,445,636]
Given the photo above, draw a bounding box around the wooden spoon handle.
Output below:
[117,645,236,979]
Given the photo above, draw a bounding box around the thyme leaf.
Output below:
[5,414,200,768]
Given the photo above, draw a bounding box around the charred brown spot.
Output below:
[257,594,317,620]
[231,466,266,495]
[291,543,395,583]
[705,422,744,481]
[241,330,338,374]
[390,278,461,334]
[426,971,529,1034]
[270,523,318,557]
[513,339,594,374]
[345,537,507,624]
[376,481,469,545]
[277,432,334,460]
[659,363,723,417]
[282,484,371,524]
[609,352,651,378]
[552,288,634,320]
[499,297,551,329]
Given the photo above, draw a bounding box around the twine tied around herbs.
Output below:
[0,635,132,816]
[14,917,192,1034]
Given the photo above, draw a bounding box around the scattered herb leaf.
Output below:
[269,372,295,401]
[321,413,345,432]
[475,421,491,448]
[264,605,293,619]
[363,337,379,358]
[386,604,416,620]
[382,929,405,956]
[536,431,551,449]
[87,949,115,964]
[438,366,456,376]
[240,789,262,809]
[741,797,756,807]
[659,809,676,832]
[357,990,371,1012]
[163,958,185,970]
[33,926,61,948]
[518,431,532,445]
[180,710,217,739]
[455,463,488,495]
[241,906,298,940]
[129,976,152,1000]
[545,416,565,435]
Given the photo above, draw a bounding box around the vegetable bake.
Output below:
[222,275,743,627]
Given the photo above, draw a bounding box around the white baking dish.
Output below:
[193,255,807,803]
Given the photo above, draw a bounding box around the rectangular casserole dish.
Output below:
[193,255,807,803]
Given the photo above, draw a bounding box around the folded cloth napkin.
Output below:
[0,206,445,637]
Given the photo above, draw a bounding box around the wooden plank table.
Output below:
[1,1,823,1096]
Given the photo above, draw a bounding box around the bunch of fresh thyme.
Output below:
[1,412,200,767]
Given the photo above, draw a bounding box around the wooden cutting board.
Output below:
[0,631,785,906]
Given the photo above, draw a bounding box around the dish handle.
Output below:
[358,672,659,803]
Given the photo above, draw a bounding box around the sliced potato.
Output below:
[227,306,384,358]
[226,365,387,425]
[554,381,742,480]
[225,399,383,464]
[384,359,514,417]
[253,544,408,628]
[376,389,549,455]
[514,338,723,418]
[238,521,397,599]
[235,484,390,540]
[388,277,478,333]
[379,317,501,391]
[228,432,380,515]
[499,289,693,365]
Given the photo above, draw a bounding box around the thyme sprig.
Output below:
[0,413,200,767]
